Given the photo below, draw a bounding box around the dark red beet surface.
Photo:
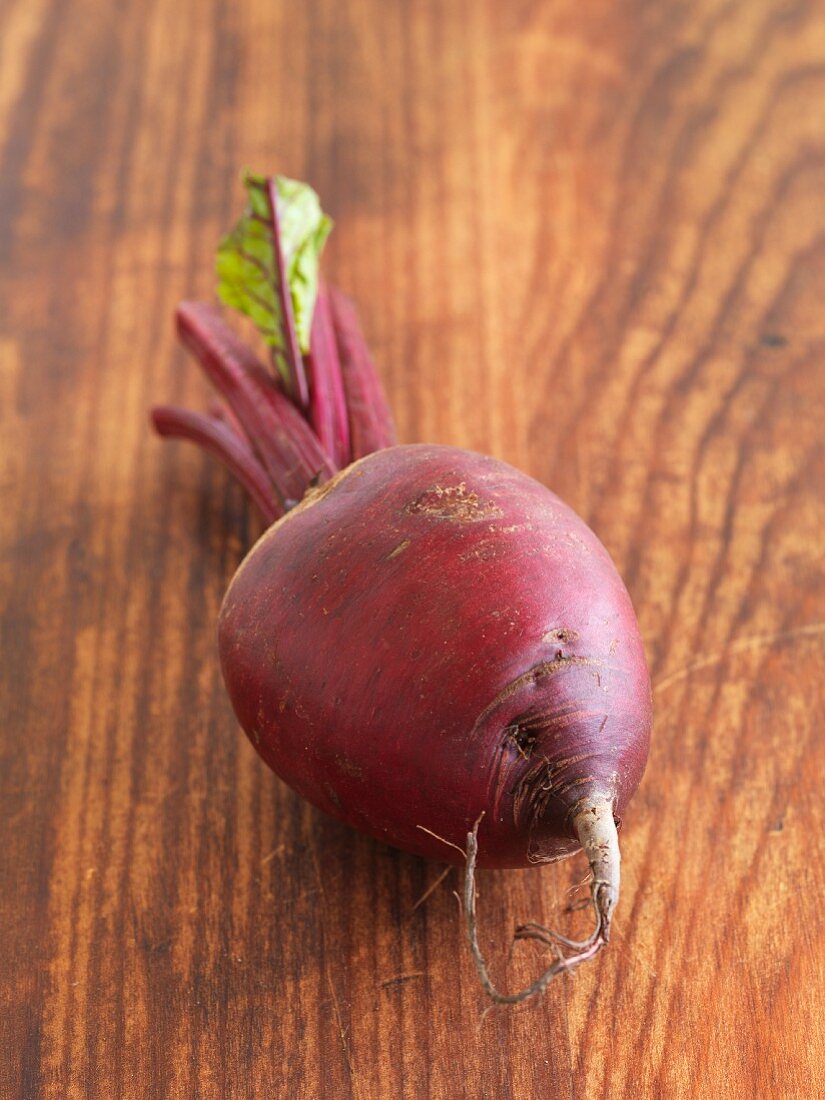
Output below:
[219,444,652,869]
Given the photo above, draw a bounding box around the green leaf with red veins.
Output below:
[216,172,333,384]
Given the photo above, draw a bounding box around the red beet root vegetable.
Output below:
[152,173,652,1004]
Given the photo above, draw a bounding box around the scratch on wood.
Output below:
[411,866,452,911]
[380,971,424,990]
[326,970,359,1096]
[260,844,286,865]
[654,622,825,693]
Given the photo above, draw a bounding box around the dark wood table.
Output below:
[2,1,823,1096]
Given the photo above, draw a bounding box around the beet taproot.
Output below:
[219,443,651,870]
[152,173,653,1003]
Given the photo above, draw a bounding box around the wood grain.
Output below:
[1,0,824,1096]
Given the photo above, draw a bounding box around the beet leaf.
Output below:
[216,172,332,402]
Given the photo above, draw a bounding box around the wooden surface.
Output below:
[1,1,824,1097]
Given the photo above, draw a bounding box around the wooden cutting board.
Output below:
[1,1,823,1096]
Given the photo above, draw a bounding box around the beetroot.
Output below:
[152,173,652,1003]
[220,444,650,868]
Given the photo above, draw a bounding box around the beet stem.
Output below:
[307,281,351,469]
[464,800,619,1005]
[327,286,397,458]
[151,405,283,523]
[175,301,334,503]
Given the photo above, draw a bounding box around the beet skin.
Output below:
[218,444,651,869]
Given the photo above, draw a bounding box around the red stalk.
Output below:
[175,301,334,506]
[265,178,309,409]
[327,286,397,458]
[307,281,351,469]
[152,405,283,523]
[207,398,246,440]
